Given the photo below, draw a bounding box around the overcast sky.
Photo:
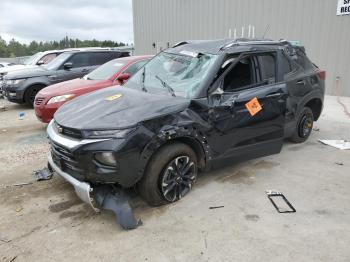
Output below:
[0,0,134,44]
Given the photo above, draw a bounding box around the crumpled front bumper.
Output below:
[48,154,99,212]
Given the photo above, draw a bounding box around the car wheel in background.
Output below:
[289,107,314,143]
[24,85,43,107]
[138,143,198,206]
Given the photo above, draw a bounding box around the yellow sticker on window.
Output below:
[105,94,123,101]
[245,97,262,116]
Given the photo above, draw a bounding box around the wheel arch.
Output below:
[23,83,47,103]
[304,98,323,121]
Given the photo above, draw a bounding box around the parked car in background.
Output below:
[2,49,130,106]
[0,62,16,67]
[47,38,325,209]
[34,55,152,123]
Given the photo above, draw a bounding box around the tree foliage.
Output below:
[0,36,127,57]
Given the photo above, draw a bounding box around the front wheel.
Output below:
[138,143,198,206]
[289,107,314,143]
[24,85,42,107]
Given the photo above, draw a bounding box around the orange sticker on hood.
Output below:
[245,97,262,116]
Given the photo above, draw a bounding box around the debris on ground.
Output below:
[94,185,141,230]
[18,111,25,120]
[266,190,296,213]
[33,167,53,181]
[319,140,350,150]
[209,206,224,209]
[0,235,11,243]
[12,182,33,187]
[16,207,23,212]
[0,105,7,111]
[313,127,320,132]
[335,162,344,166]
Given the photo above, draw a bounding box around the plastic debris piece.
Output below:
[209,206,224,209]
[18,112,25,120]
[94,185,141,230]
[16,207,23,212]
[319,140,350,150]
[33,167,53,181]
[335,162,344,166]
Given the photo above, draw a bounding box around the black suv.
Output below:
[2,50,129,106]
[47,39,325,208]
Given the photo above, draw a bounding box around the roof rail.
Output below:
[172,41,190,48]
[219,38,288,51]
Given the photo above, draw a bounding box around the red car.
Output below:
[34,55,152,123]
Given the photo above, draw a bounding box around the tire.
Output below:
[138,143,198,206]
[288,107,314,143]
[24,85,43,107]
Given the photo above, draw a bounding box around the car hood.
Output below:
[37,78,112,97]
[0,64,38,74]
[4,66,51,79]
[54,86,190,130]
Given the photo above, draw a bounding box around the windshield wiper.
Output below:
[140,67,147,92]
[155,75,176,97]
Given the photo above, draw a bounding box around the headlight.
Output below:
[47,94,75,104]
[82,128,135,139]
[5,79,26,85]
[94,152,117,167]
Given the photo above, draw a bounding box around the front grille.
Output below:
[35,97,44,106]
[50,141,85,180]
[54,121,83,139]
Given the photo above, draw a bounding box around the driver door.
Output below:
[208,52,288,162]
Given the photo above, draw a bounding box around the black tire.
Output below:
[24,85,43,107]
[138,143,198,206]
[289,107,314,143]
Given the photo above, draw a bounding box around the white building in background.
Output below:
[132,0,350,96]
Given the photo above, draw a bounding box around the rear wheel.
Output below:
[289,107,314,143]
[24,85,43,107]
[138,143,198,206]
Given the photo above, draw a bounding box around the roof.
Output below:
[168,38,290,55]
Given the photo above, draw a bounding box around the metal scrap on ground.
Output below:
[33,167,53,181]
[318,140,350,150]
[266,190,296,213]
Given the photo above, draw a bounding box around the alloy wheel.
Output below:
[160,155,196,202]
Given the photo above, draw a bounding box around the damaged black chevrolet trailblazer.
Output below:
[47,39,325,227]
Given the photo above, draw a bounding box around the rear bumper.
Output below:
[48,154,99,212]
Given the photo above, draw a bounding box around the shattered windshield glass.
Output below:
[124,51,218,98]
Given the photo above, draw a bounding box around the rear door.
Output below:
[54,52,93,83]
[208,51,288,161]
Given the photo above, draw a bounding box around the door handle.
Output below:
[82,69,89,73]
[296,80,305,85]
[266,92,282,98]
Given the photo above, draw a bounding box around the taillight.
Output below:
[317,70,326,80]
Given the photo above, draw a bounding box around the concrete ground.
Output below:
[0,96,349,262]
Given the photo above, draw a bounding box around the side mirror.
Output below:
[37,60,45,65]
[116,73,131,84]
[63,62,73,69]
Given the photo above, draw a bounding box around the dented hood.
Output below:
[54,86,190,130]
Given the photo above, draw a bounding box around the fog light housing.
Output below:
[94,152,117,167]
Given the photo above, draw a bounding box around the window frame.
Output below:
[209,51,278,95]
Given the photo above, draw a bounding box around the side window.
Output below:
[67,53,90,68]
[123,60,148,75]
[89,52,114,66]
[40,53,58,64]
[223,56,254,92]
[280,53,293,78]
[258,54,276,84]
